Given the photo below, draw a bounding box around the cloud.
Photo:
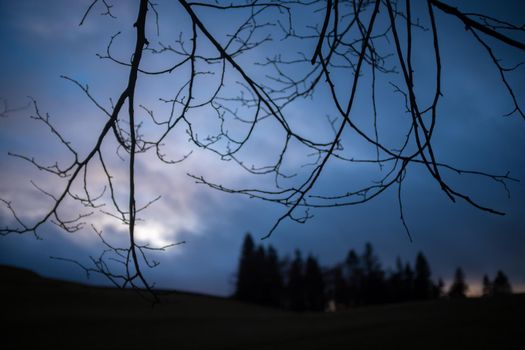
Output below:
[4,0,137,42]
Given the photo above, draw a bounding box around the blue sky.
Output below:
[0,0,524,296]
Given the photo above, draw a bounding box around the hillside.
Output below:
[1,265,523,349]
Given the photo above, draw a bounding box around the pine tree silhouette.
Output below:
[264,245,283,307]
[304,255,325,311]
[402,263,415,301]
[345,249,363,306]
[235,233,256,301]
[492,270,512,296]
[361,243,385,304]
[448,267,468,299]
[387,257,405,303]
[414,252,432,300]
[253,245,267,303]
[482,274,493,297]
[433,278,444,299]
[332,265,349,306]
[288,250,306,311]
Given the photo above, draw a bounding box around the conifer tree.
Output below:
[482,274,493,297]
[253,245,267,303]
[387,256,403,302]
[448,267,468,299]
[387,257,405,303]
[264,245,283,307]
[361,243,385,304]
[402,263,415,301]
[492,270,512,296]
[332,265,349,306]
[345,249,362,305]
[414,252,432,300]
[304,255,325,311]
[288,250,306,311]
[433,278,445,299]
[235,233,256,301]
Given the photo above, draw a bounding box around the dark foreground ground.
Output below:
[1,265,523,349]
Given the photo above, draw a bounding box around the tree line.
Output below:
[234,234,514,311]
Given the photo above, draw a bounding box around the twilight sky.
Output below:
[0,0,524,296]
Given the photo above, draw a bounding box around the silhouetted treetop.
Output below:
[482,274,492,298]
[448,267,468,299]
[234,239,501,311]
[235,233,256,302]
[288,250,306,311]
[304,255,325,311]
[414,252,433,300]
[492,270,512,296]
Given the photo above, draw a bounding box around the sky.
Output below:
[0,0,524,297]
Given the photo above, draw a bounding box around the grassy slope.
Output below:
[1,265,523,349]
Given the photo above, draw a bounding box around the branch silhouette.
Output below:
[1,0,522,301]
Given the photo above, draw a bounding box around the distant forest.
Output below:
[234,234,513,312]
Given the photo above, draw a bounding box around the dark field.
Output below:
[1,265,523,349]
